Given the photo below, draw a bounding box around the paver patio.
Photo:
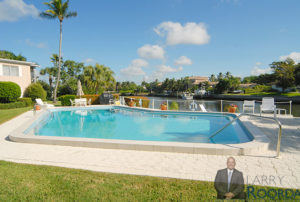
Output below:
[0,110,299,189]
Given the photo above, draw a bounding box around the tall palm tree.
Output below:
[40,0,77,103]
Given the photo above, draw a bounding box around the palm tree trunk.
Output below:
[54,20,63,103]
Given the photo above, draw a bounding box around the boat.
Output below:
[182,93,193,100]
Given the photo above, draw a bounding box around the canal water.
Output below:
[146,96,300,117]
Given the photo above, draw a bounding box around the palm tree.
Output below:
[40,0,77,102]
[83,64,116,94]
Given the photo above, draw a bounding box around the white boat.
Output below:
[182,93,193,100]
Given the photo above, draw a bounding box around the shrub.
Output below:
[18,98,33,106]
[169,101,179,110]
[0,82,21,103]
[59,95,76,106]
[244,85,272,94]
[0,102,26,109]
[124,96,150,108]
[78,95,100,105]
[112,94,119,100]
[37,80,52,100]
[24,83,47,101]
[120,90,134,96]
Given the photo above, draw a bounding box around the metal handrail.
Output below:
[209,113,283,157]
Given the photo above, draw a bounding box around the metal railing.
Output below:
[209,113,283,157]
[120,96,293,116]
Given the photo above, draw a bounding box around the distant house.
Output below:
[0,58,39,96]
[188,76,209,85]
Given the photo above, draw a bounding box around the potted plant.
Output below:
[128,99,135,107]
[160,102,167,110]
[228,104,238,113]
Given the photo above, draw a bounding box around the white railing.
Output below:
[119,96,293,116]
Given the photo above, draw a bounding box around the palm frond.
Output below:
[39,12,56,19]
[65,11,77,18]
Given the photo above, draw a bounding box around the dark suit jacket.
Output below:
[214,168,245,199]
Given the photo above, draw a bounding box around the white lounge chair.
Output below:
[75,98,87,106]
[260,97,276,116]
[35,98,54,108]
[70,99,75,106]
[243,100,255,114]
[199,104,207,112]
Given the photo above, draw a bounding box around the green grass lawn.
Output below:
[0,161,297,201]
[0,107,32,124]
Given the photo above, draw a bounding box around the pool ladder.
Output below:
[209,113,282,157]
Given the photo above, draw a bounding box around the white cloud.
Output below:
[137,44,165,59]
[251,62,272,76]
[174,56,192,66]
[154,21,210,45]
[84,58,96,64]
[120,59,148,77]
[25,39,47,49]
[279,52,300,63]
[0,0,39,22]
[157,64,182,73]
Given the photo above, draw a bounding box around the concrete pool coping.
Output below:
[8,105,271,155]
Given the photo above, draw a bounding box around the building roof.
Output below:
[0,58,39,68]
[188,76,209,85]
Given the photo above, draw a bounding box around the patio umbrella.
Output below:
[77,80,84,98]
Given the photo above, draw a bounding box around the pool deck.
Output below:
[0,109,299,189]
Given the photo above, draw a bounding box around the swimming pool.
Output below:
[28,106,253,144]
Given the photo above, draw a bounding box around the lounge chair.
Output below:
[35,98,54,108]
[199,104,207,112]
[243,100,255,114]
[75,98,87,106]
[70,99,75,106]
[260,97,276,116]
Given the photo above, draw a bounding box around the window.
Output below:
[2,65,19,76]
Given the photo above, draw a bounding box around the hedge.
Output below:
[124,96,150,108]
[24,83,47,101]
[0,98,33,109]
[0,82,21,103]
[59,95,76,106]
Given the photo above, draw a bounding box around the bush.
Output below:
[24,83,47,101]
[169,101,179,110]
[124,96,150,108]
[59,95,76,106]
[0,102,26,109]
[244,85,272,94]
[120,90,134,96]
[18,98,33,106]
[0,82,21,103]
[37,80,52,100]
[78,95,100,105]
[112,94,119,100]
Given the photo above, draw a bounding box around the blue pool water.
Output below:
[30,107,253,144]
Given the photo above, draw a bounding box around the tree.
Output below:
[209,74,217,82]
[0,50,26,61]
[83,64,115,94]
[217,72,223,81]
[270,58,295,92]
[294,63,300,86]
[214,79,231,94]
[40,0,77,103]
[225,71,232,79]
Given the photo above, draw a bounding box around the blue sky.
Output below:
[1,0,300,83]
